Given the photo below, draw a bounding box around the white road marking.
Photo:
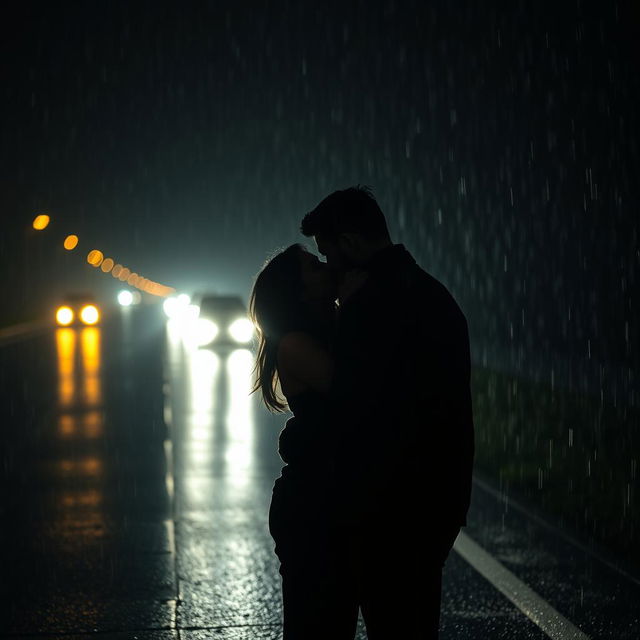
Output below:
[472,476,640,588]
[454,531,591,640]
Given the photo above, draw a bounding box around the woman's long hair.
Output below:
[249,244,328,412]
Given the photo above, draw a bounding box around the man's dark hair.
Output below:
[301,185,391,241]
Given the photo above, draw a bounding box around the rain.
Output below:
[0,1,638,638]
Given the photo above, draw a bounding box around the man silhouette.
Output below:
[300,186,474,639]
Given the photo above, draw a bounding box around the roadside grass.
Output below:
[472,366,639,575]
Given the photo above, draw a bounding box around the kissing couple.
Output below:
[250,186,474,639]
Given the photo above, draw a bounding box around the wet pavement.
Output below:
[0,306,638,638]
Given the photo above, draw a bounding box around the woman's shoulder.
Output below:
[277,331,328,370]
[277,331,333,394]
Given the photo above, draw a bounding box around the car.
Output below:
[56,293,101,326]
[195,294,253,347]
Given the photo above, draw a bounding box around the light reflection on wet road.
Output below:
[0,306,638,638]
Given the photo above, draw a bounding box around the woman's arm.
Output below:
[277,332,333,393]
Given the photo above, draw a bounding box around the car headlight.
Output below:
[80,304,100,325]
[192,318,219,346]
[228,317,254,343]
[118,290,133,306]
[56,306,74,326]
[163,296,178,318]
[163,295,196,320]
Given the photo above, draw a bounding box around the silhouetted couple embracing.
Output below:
[250,186,474,639]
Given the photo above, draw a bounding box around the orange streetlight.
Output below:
[63,235,79,250]
[87,250,104,267]
[32,214,50,230]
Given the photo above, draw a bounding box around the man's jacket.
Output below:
[330,244,474,529]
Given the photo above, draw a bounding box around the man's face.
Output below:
[314,233,351,275]
[299,250,337,303]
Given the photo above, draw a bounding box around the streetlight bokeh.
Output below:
[87,250,104,267]
[63,235,79,250]
[32,215,50,230]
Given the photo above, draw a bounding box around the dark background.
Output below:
[1,2,639,557]
[3,1,638,380]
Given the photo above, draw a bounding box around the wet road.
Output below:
[0,306,638,639]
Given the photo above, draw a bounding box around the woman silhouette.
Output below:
[250,243,357,639]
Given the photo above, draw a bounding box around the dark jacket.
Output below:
[330,244,474,529]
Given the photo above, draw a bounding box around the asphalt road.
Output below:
[0,306,638,639]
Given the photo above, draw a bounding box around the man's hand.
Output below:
[338,268,368,305]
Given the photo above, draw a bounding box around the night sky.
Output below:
[2,1,639,396]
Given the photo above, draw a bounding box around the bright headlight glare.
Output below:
[193,318,219,346]
[228,317,254,343]
[118,290,133,306]
[80,304,100,325]
[185,304,200,321]
[163,296,178,318]
[163,295,197,320]
[56,306,74,326]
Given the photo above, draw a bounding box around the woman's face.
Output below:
[299,250,337,304]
